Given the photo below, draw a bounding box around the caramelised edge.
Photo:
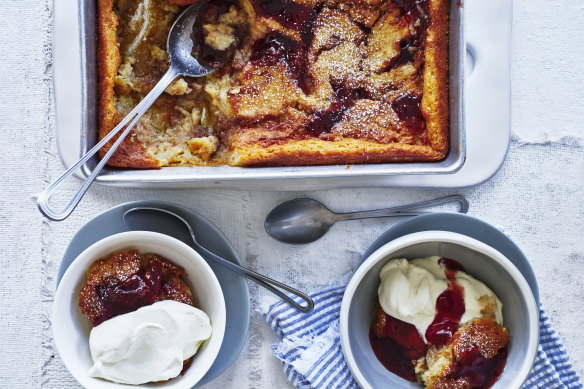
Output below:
[422,0,449,157]
[97,0,161,168]
[230,138,445,166]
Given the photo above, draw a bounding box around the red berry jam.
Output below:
[250,33,312,94]
[425,258,466,345]
[305,87,366,136]
[79,250,194,327]
[451,345,508,389]
[384,40,418,70]
[385,0,429,72]
[94,258,164,325]
[439,257,466,272]
[249,0,319,94]
[369,310,427,382]
[393,0,422,13]
[250,33,299,67]
[253,0,313,32]
[391,94,425,133]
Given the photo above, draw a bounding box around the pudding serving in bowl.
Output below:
[52,231,226,388]
[340,231,539,389]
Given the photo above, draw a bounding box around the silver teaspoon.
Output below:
[123,207,314,313]
[265,195,469,244]
[38,3,214,221]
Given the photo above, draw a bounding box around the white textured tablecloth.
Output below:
[1,0,583,387]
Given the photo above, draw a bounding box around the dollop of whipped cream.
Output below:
[378,256,503,341]
[88,300,212,385]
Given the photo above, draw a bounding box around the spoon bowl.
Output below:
[167,1,215,76]
[264,199,337,244]
[265,195,469,244]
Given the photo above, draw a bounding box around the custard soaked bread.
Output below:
[97,0,449,167]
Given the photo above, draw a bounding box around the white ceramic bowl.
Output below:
[52,231,226,389]
[340,231,539,389]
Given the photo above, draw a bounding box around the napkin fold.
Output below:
[263,286,583,389]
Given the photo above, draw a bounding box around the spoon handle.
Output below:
[335,195,469,221]
[37,68,179,221]
[194,242,314,313]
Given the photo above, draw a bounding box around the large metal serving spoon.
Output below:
[38,3,214,221]
[123,207,314,313]
[265,195,469,244]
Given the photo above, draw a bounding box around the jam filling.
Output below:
[425,258,466,345]
[305,86,367,137]
[394,0,425,12]
[384,40,417,70]
[391,94,425,133]
[449,345,508,389]
[395,0,429,25]
[94,258,164,326]
[194,0,247,69]
[253,0,313,32]
[250,33,301,67]
[250,32,313,94]
[369,310,427,382]
[382,0,428,72]
[250,0,318,94]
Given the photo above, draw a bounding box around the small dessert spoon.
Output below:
[38,3,214,221]
[265,195,469,244]
[123,207,314,313]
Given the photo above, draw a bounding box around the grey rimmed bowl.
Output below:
[340,230,539,389]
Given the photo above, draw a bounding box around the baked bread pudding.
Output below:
[79,250,194,325]
[370,257,509,389]
[97,0,449,167]
[79,250,212,385]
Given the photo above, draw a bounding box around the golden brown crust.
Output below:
[452,318,509,361]
[427,378,470,389]
[78,250,194,326]
[421,318,509,389]
[97,0,450,168]
[96,0,161,168]
[422,0,450,156]
[79,250,142,324]
[231,138,444,166]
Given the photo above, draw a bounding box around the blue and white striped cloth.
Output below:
[263,286,582,389]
